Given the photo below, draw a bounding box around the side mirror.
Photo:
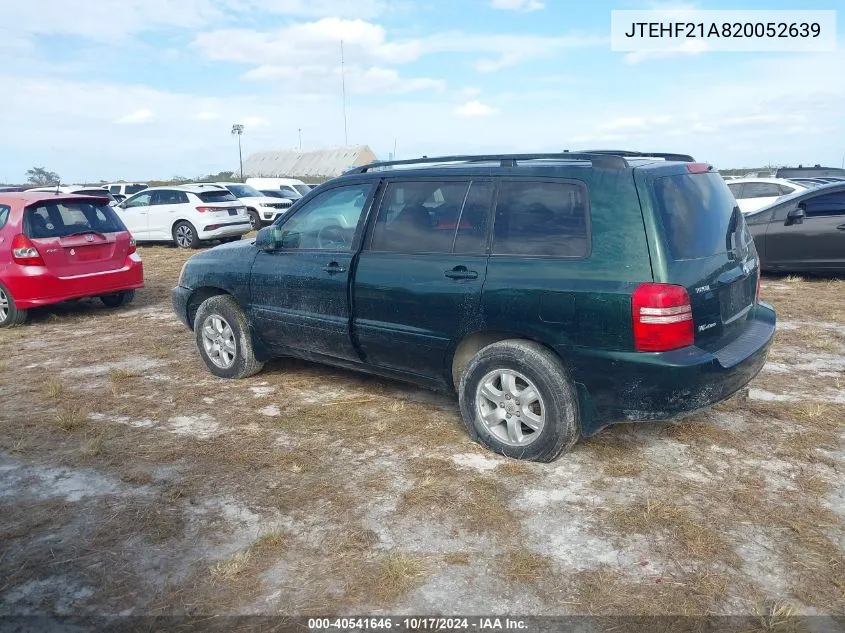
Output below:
[786,205,806,225]
[255,226,279,251]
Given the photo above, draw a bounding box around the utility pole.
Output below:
[298,128,302,151]
[231,123,245,181]
[341,40,348,146]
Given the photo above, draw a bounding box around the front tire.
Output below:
[458,340,580,462]
[193,294,264,379]
[173,221,200,249]
[101,290,136,308]
[0,283,27,328]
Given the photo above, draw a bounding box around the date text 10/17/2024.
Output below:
[308,617,528,631]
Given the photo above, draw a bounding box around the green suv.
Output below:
[172,151,775,461]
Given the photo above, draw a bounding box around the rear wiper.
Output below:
[64,230,107,240]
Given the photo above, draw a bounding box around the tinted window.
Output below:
[727,183,744,198]
[492,180,589,258]
[743,183,782,198]
[125,184,147,195]
[294,185,311,196]
[196,190,238,203]
[276,184,372,250]
[152,190,189,205]
[0,205,9,230]
[370,180,471,253]
[803,191,845,217]
[778,185,797,196]
[26,201,125,238]
[454,180,493,254]
[652,172,738,261]
[261,190,287,198]
[108,185,120,193]
[124,192,153,208]
[226,184,262,198]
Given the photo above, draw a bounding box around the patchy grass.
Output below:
[500,550,552,584]
[43,379,65,399]
[368,553,427,603]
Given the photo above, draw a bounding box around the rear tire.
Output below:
[247,209,261,231]
[101,290,136,308]
[173,221,200,249]
[0,283,27,328]
[458,340,580,462]
[193,294,264,379]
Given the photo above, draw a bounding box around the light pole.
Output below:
[298,128,302,150]
[231,123,245,181]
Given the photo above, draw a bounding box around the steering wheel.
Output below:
[317,224,349,249]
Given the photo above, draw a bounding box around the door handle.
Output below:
[445,266,479,280]
[323,262,346,274]
[837,224,845,231]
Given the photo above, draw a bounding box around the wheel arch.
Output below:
[186,286,232,330]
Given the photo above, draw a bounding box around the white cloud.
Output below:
[462,87,481,96]
[491,0,545,10]
[455,100,498,117]
[115,109,154,124]
[242,116,269,128]
[623,35,708,64]
[243,64,444,95]
[196,111,220,121]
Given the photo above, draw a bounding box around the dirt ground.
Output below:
[0,242,843,623]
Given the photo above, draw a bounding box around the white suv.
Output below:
[215,182,293,229]
[115,184,251,248]
[725,177,809,214]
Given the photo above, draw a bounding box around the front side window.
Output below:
[803,191,845,217]
[276,183,372,250]
[25,201,125,238]
[152,190,189,205]
[370,180,471,253]
[124,192,153,208]
[492,180,589,258]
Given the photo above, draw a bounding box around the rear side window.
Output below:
[742,183,781,198]
[727,183,744,198]
[803,191,845,217]
[0,205,9,229]
[25,202,125,238]
[652,172,739,261]
[492,180,589,258]
[196,190,237,203]
[370,180,471,253]
[125,184,147,195]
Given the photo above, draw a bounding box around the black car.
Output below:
[172,151,774,462]
[747,182,845,273]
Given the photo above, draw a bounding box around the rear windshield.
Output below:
[25,201,126,238]
[652,172,739,261]
[125,184,147,195]
[196,190,238,203]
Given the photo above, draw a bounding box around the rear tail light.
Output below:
[128,237,137,255]
[11,234,45,266]
[632,283,694,352]
[196,206,215,213]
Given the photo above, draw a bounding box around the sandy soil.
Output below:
[0,245,843,620]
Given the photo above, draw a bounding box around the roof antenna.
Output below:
[55,179,61,195]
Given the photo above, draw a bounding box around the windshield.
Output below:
[25,201,126,238]
[652,172,740,261]
[261,190,287,199]
[226,184,262,198]
[294,184,311,196]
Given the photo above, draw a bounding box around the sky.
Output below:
[1,0,844,183]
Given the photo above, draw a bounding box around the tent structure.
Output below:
[241,145,377,178]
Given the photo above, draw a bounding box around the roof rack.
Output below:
[582,149,696,162]
[347,150,696,174]
[347,152,632,174]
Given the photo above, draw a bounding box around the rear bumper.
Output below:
[171,285,192,329]
[569,302,776,433]
[4,255,144,309]
[197,221,251,240]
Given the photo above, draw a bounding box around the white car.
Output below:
[105,182,148,197]
[114,184,251,248]
[215,182,293,229]
[725,178,810,214]
[26,185,120,206]
[245,177,311,200]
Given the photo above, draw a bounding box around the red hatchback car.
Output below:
[0,192,144,327]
